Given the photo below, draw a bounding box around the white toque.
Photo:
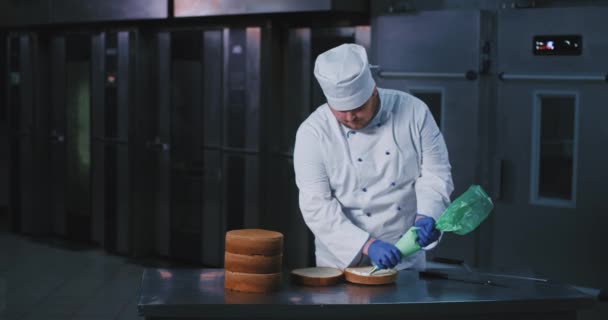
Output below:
[314,43,376,111]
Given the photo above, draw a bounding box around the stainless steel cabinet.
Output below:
[493,7,608,284]
[372,11,495,266]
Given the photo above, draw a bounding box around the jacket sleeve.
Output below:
[293,123,370,269]
[414,103,454,222]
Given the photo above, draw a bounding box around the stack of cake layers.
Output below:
[224,229,284,293]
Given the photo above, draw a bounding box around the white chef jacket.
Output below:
[293,88,454,270]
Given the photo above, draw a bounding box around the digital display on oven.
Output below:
[533,35,582,56]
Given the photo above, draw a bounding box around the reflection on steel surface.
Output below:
[158,269,173,279]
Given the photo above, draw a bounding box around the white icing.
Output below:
[346,267,396,277]
[292,267,342,278]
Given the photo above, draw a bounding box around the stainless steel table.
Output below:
[137,267,594,320]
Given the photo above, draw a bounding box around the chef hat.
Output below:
[314,43,375,111]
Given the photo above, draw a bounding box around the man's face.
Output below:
[329,89,379,130]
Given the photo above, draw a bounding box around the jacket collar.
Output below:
[340,90,387,137]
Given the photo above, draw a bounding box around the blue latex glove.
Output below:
[414,215,441,247]
[367,239,402,269]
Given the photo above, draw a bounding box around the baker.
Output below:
[293,43,454,271]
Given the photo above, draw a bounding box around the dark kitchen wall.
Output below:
[0,31,6,219]
[0,0,370,270]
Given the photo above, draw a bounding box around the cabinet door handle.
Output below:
[146,136,170,151]
[50,130,65,144]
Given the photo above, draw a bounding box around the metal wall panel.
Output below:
[89,30,134,254]
[91,33,106,246]
[202,150,223,266]
[0,34,6,211]
[224,28,259,151]
[279,28,311,155]
[371,0,501,15]
[156,32,171,257]
[32,34,53,236]
[223,153,259,230]
[52,0,168,23]
[116,31,132,254]
[268,28,314,267]
[64,34,93,242]
[11,32,98,240]
[131,30,160,258]
[245,27,261,151]
[143,27,262,264]
[174,0,367,17]
[151,28,236,265]
[50,36,67,236]
[7,36,23,232]
[1,34,5,123]
[497,7,608,73]
[0,1,51,27]
[372,12,483,72]
[267,156,312,268]
[46,33,98,243]
[201,30,224,267]
[14,36,35,234]
[203,31,223,148]
[169,33,204,262]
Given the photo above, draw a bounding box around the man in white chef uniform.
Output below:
[294,43,454,270]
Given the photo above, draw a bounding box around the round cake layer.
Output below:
[224,270,282,293]
[343,266,398,285]
[224,252,282,274]
[225,229,284,256]
[291,267,343,286]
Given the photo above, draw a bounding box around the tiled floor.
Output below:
[0,230,150,320]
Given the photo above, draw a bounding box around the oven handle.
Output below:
[498,72,608,82]
[374,68,478,81]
